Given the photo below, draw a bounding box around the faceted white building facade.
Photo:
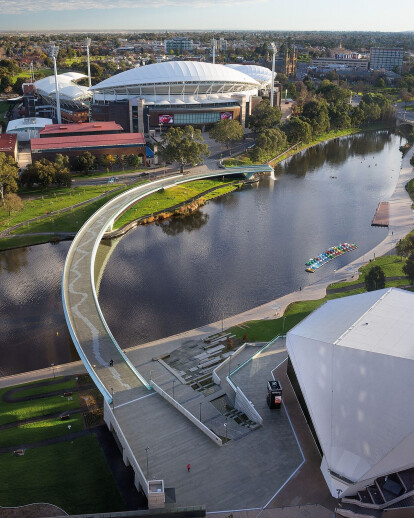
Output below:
[286,288,414,498]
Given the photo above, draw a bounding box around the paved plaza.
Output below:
[115,337,306,511]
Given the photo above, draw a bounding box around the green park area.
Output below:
[0,376,125,514]
[0,184,125,233]
[229,254,412,343]
[111,178,238,230]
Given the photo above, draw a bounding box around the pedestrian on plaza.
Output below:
[109,359,114,367]
[187,463,191,472]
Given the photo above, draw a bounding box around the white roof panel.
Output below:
[225,64,273,84]
[287,288,414,495]
[91,61,260,91]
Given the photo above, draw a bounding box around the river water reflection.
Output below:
[0,131,405,376]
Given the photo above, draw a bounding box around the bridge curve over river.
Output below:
[62,166,272,407]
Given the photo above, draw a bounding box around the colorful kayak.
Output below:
[305,243,357,273]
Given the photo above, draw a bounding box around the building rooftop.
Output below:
[39,121,124,136]
[0,133,17,153]
[31,132,146,151]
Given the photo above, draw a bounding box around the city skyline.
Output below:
[0,0,413,32]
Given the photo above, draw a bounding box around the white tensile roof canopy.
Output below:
[91,60,260,91]
[286,288,414,497]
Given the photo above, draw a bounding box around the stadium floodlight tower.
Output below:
[269,42,277,107]
[84,38,92,88]
[50,44,62,124]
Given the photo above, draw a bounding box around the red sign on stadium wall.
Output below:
[220,112,233,120]
[159,114,174,124]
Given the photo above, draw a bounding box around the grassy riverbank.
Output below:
[0,184,124,234]
[228,254,410,342]
[113,179,237,230]
[223,123,395,168]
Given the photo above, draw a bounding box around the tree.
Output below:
[250,128,287,162]
[403,254,414,285]
[285,116,312,144]
[302,99,330,136]
[0,152,19,204]
[158,126,209,174]
[365,265,386,292]
[248,99,282,133]
[3,193,23,216]
[129,154,141,168]
[103,154,116,171]
[73,151,96,173]
[209,119,243,155]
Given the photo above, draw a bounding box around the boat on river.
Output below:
[305,243,357,273]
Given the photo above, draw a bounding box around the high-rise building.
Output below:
[369,47,404,73]
[164,38,194,54]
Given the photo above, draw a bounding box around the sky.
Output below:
[0,0,413,32]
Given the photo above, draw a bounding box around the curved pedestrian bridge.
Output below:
[61,164,310,511]
[62,165,273,407]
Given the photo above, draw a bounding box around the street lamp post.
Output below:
[224,417,228,442]
[199,402,202,421]
[172,379,175,399]
[84,38,92,88]
[269,42,277,107]
[50,44,62,124]
[111,387,114,410]
[51,363,55,379]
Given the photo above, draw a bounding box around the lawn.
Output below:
[6,377,77,400]
[7,187,128,237]
[0,185,124,233]
[229,254,409,343]
[0,414,83,448]
[114,179,234,229]
[0,388,80,426]
[0,435,125,514]
[328,255,406,289]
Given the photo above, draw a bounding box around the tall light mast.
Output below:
[270,42,277,107]
[50,44,62,124]
[84,38,92,88]
[212,38,216,65]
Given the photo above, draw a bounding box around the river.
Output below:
[0,131,405,376]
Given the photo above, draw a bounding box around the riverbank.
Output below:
[223,122,396,168]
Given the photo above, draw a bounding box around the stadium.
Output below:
[23,72,92,123]
[90,61,278,132]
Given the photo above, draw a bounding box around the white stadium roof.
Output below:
[34,73,91,102]
[225,64,273,85]
[91,61,260,91]
[287,288,414,497]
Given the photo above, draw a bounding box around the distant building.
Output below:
[0,133,18,161]
[370,47,404,73]
[31,132,146,165]
[310,57,369,70]
[6,117,53,142]
[275,39,297,77]
[165,38,194,54]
